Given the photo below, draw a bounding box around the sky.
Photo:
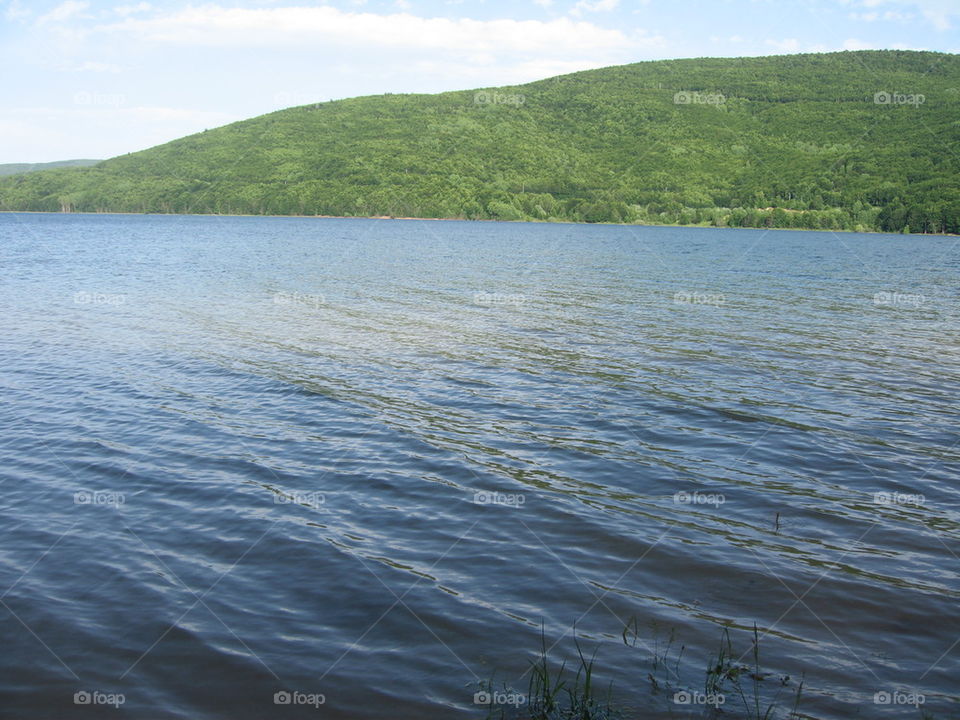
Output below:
[1,0,958,163]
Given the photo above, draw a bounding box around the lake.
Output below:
[0,213,957,719]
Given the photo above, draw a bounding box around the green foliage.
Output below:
[1,50,958,233]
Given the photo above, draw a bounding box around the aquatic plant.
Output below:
[478,620,806,719]
[702,624,804,720]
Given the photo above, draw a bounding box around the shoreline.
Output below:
[0,210,955,237]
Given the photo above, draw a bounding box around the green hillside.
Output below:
[0,159,102,177]
[1,50,958,233]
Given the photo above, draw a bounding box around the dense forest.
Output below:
[1,50,958,233]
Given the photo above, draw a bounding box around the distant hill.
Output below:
[0,50,957,233]
[0,159,102,177]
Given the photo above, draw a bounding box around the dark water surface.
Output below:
[1,214,958,719]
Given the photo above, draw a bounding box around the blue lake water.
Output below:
[0,213,958,719]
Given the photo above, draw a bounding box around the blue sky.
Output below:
[1,0,958,162]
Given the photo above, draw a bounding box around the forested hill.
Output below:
[2,50,958,233]
[0,159,101,177]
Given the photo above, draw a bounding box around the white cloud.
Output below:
[59,61,124,73]
[917,3,953,29]
[765,38,801,52]
[114,2,151,17]
[5,0,30,21]
[840,37,923,50]
[843,0,956,30]
[570,0,620,17]
[762,36,913,55]
[94,5,633,56]
[708,33,743,45]
[758,33,930,56]
[37,0,90,24]
[850,7,916,22]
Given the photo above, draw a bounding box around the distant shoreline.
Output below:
[0,210,956,236]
